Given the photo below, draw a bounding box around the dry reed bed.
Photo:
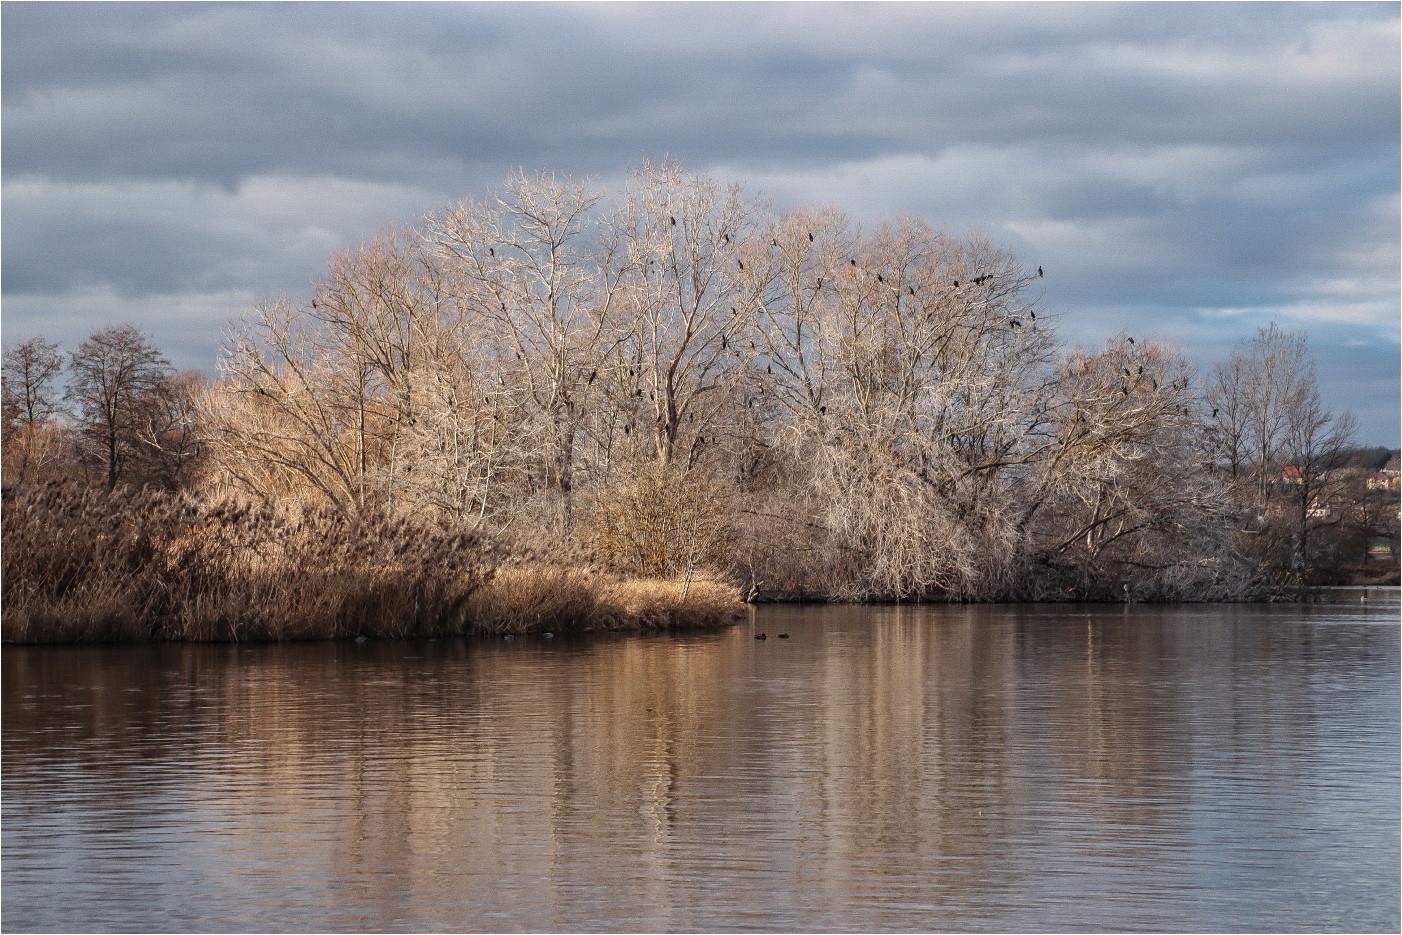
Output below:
[469,565,743,634]
[2,483,743,644]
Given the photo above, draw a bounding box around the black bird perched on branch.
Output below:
[952,279,959,288]
[488,247,494,256]
[877,274,884,283]
[670,215,676,226]
[1212,408,1219,418]
[588,369,597,384]
[1037,266,1043,277]
[1030,310,1036,320]
[1124,368,1131,377]
[738,260,744,270]
[908,287,915,296]
[1137,366,1143,375]
[721,233,730,243]
[1009,319,1022,329]
[808,232,814,242]
[816,278,823,289]
[1122,386,1130,396]
[772,238,779,247]
[721,335,727,350]
[1127,337,1135,344]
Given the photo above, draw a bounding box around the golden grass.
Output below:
[466,565,744,635]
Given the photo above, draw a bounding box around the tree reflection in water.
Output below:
[4,593,1398,932]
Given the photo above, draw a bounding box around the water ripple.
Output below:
[4,591,1398,932]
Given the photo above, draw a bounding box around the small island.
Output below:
[4,162,1398,643]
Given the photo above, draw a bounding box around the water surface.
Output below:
[4,592,1398,932]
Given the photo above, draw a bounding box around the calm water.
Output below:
[4,591,1398,933]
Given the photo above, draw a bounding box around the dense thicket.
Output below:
[1,482,496,642]
[6,162,1396,609]
[0,481,740,642]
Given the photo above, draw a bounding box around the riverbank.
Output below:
[1,483,744,645]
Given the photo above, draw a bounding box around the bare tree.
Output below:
[2,336,68,486]
[608,158,758,468]
[427,172,623,533]
[133,371,207,490]
[1277,383,1357,585]
[1208,323,1356,585]
[202,229,535,528]
[748,217,1056,599]
[67,325,171,490]
[203,297,393,516]
[1207,323,1314,508]
[3,336,64,432]
[1025,339,1244,599]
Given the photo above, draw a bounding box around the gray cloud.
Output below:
[3,1,1397,442]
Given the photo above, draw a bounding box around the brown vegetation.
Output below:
[468,565,742,635]
[3,162,1396,644]
[1,482,740,644]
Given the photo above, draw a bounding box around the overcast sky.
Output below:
[3,1,1398,443]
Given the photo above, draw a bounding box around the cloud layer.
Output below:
[3,1,1397,442]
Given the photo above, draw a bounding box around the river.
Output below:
[4,590,1398,932]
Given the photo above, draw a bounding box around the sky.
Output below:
[3,1,1398,445]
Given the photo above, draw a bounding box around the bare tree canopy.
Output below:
[1209,323,1359,585]
[67,324,172,490]
[2,336,68,487]
[2,336,64,432]
[179,164,1391,599]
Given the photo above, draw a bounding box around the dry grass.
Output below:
[467,565,744,635]
[2,482,743,644]
[3,482,495,643]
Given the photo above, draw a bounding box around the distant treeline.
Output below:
[4,161,1398,640]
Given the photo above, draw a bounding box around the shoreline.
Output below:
[4,483,1393,647]
[9,584,1394,648]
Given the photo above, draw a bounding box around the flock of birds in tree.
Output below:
[443,223,1225,440]
[682,222,1051,329]
[1098,337,1213,411]
[462,221,1224,440]
[540,219,1062,436]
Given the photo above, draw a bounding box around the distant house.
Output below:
[1368,470,1400,492]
